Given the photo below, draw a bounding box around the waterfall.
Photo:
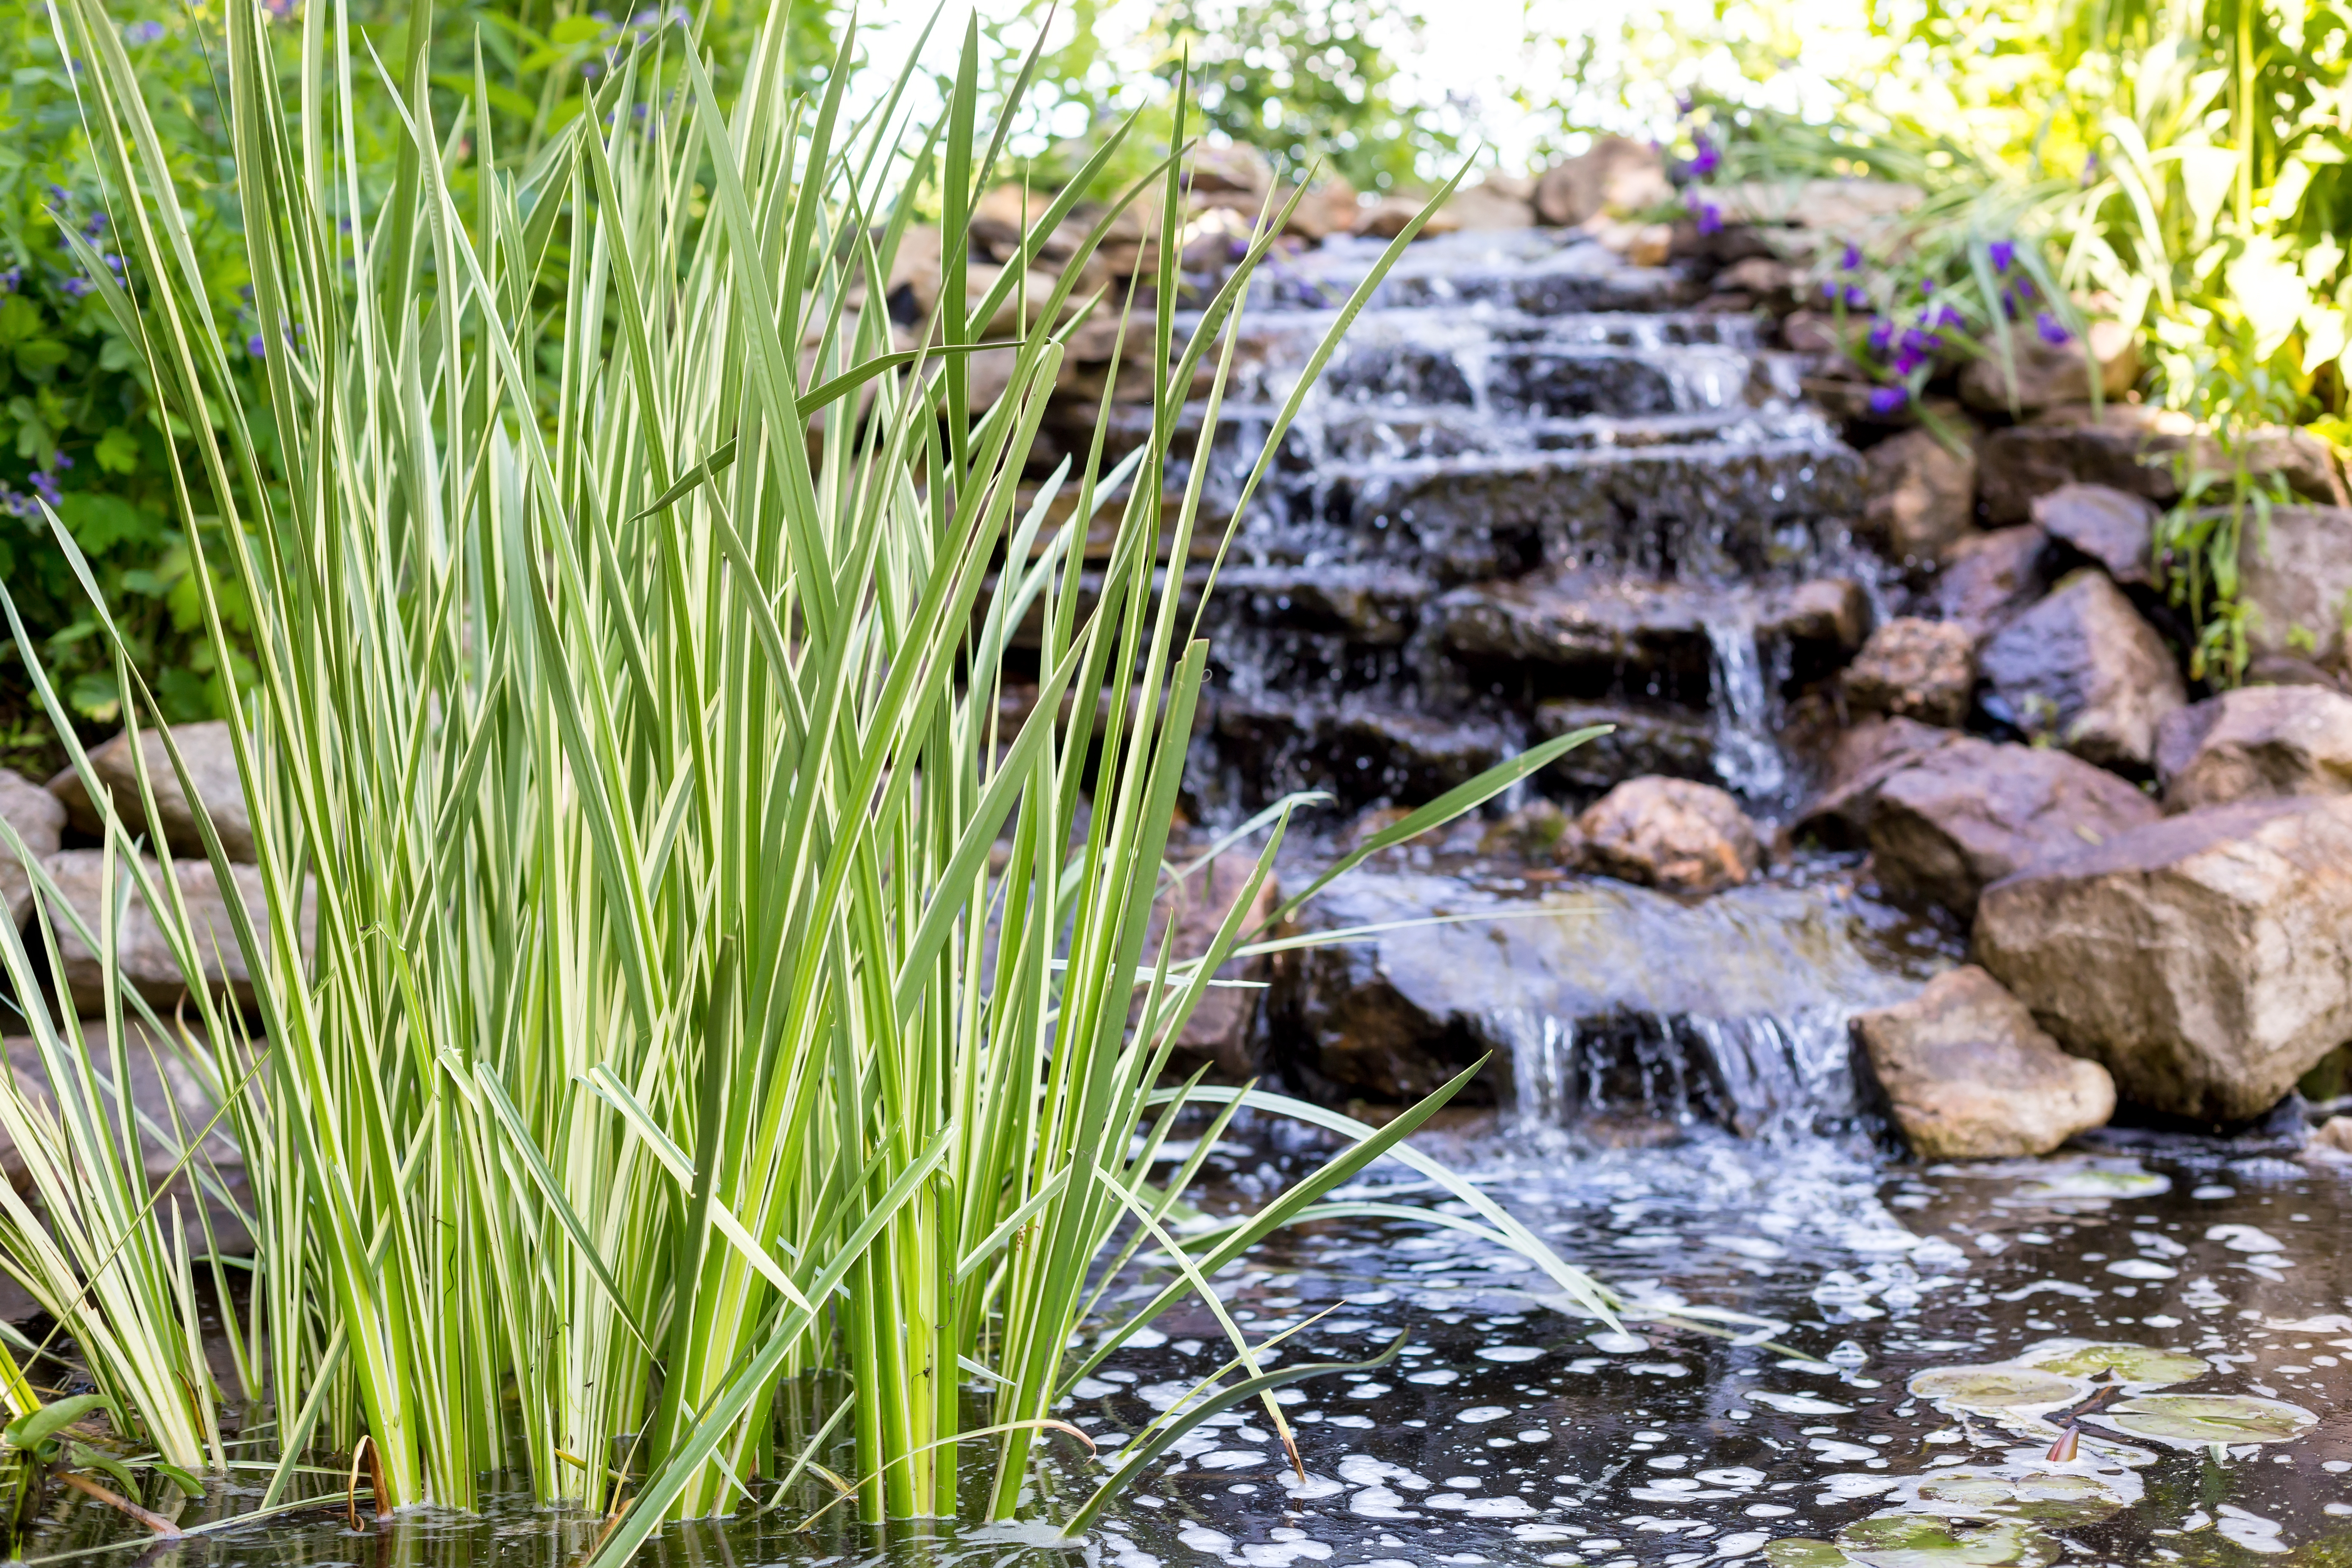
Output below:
[1704,611,1787,801]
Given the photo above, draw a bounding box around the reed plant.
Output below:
[0,0,1618,1547]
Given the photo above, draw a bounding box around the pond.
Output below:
[16,1118,2352,1567]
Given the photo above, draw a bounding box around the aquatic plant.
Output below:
[0,0,1614,1547]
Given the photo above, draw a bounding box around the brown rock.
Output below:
[1977,408,2341,526]
[49,721,255,864]
[0,1017,241,1191]
[1932,526,2049,641]
[0,768,65,929]
[1852,965,2115,1158]
[1863,426,1980,565]
[2032,482,2158,586]
[1974,797,2352,1123]
[1958,320,2139,413]
[1979,572,2185,767]
[1352,193,1462,240]
[2154,685,2352,813]
[2236,506,2352,671]
[1191,143,1273,195]
[1574,777,1759,894]
[1708,179,1924,232]
[1866,737,2160,917]
[1155,850,1281,1080]
[1279,180,1361,242]
[1795,716,1964,844]
[1535,701,1718,791]
[2310,1116,2352,1157]
[1841,618,1976,727]
[1442,179,1537,232]
[1767,578,1871,653]
[1533,138,1671,226]
[1713,256,1796,312]
[39,849,306,1011]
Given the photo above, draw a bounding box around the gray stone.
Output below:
[1979,572,2184,767]
[1215,563,1429,645]
[2236,506,2352,672]
[1432,573,1865,680]
[39,849,304,1012]
[2153,685,2352,813]
[1852,965,2114,1158]
[2032,482,2158,585]
[1534,700,1717,790]
[1795,717,1964,845]
[1863,426,1980,565]
[48,721,254,864]
[1841,618,1976,727]
[1574,776,1759,894]
[1974,797,2352,1123]
[0,1017,242,1191]
[0,768,65,930]
[1866,737,2160,917]
[1153,850,1280,1082]
[1932,526,2048,642]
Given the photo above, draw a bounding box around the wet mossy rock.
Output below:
[1974,795,2352,1123]
[1851,965,2114,1159]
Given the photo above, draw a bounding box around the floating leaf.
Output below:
[1908,1366,2089,1414]
[1765,1540,1859,1568]
[2086,1394,2316,1448]
[1837,1513,2062,1568]
[1906,1464,2137,1526]
[2014,1340,2208,1389]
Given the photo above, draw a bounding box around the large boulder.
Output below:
[1442,176,1537,232]
[1974,797,2352,1123]
[1957,321,2139,414]
[1851,965,2115,1158]
[1574,777,1759,894]
[39,850,300,1011]
[2032,482,2157,586]
[1533,700,1716,790]
[2236,506,2352,672]
[0,768,65,929]
[1841,618,1976,727]
[1533,138,1670,227]
[1978,408,2344,526]
[1932,526,2049,642]
[0,1017,241,1191]
[1795,717,1964,845]
[1978,572,2184,767]
[1431,573,1865,681]
[2153,685,2352,813]
[48,722,254,864]
[1863,426,1979,566]
[1865,737,2160,917]
[1152,850,1280,1081]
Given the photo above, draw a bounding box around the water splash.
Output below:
[1705,610,1788,801]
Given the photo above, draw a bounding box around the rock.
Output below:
[1976,407,2343,526]
[1795,717,1963,845]
[1209,694,1509,809]
[2153,685,2352,812]
[2032,482,2157,585]
[1979,572,2184,767]
[1932,526,2049,641]
[1155,850,1281,1081]
[1214,563,1429,645]
[1442,178,1536,232]
[1974,797,2352,1123]
[48,721,255,864]
[0,768,65,930]
[1278,179,1361,242]
[1863,426,1979,565]
[1432,573,1865,682]
[1533,138,1670,226]
[1477,799,1573,861]
[1767,578,1871,654]
[1712,256,1797,312]
[1708,179,1924,232]
[1958,320,2139,413]
[1841,618,1976,727]
[2236,506,2352,671]
[2311,1116,2352,1157]
[1574,777,1759,894]
[1865,737,2160,917]
[0,1017,241,1191]
[1534,700,1717,791]
[1351,194,1461,240]
[1191,142,1273,196]
[1852,966,2115,1158]
[39,849,305,1012]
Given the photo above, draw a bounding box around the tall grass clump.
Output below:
[0,0,1617,1544]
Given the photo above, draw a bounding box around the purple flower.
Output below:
[61,277,92,297]
[2035,311,2072,346]
[1901,328,1932,355]
[45,184,70,209]
[1845,285,1868,309]
[1695,201,1722,235]
[84,212,106,237]
[53,454,72,471]
[247,333,266,358]
[1840,243,1861,271]
[1867,319,1893,355]
[2081,151,2100,186]
[1932,304,1965,331]
[123,20,164,43]
[28,470,61,506]
[1919,278,1935,296]
[1988,239,2014,273]
[1893,347,1924,376]
[1689,134,1720,179]
[0,269,17,293]
[1868,386,1910,416]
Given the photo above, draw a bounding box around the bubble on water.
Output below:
[2193,1185,2236,1200]
[1478,1345,1546,1362]
[1747,1391,1854,1415]
[2207,1224,2286,1252]
[1589,1331,1650,1353]
[1457,1405,1514,1424]
[2103,1258,2176,1280]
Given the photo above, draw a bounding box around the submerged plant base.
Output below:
[16,1128,2352,1566]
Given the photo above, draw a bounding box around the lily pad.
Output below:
[1765,1542,1857,1568]
[2084,1393,2316,1448]
[2006,1168,2170,1203]
[1905,1464,2137,1526]
[1907,1365,2089,1414]
[1836,1513,2061,1568]
[2013,1339,2208,1389]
